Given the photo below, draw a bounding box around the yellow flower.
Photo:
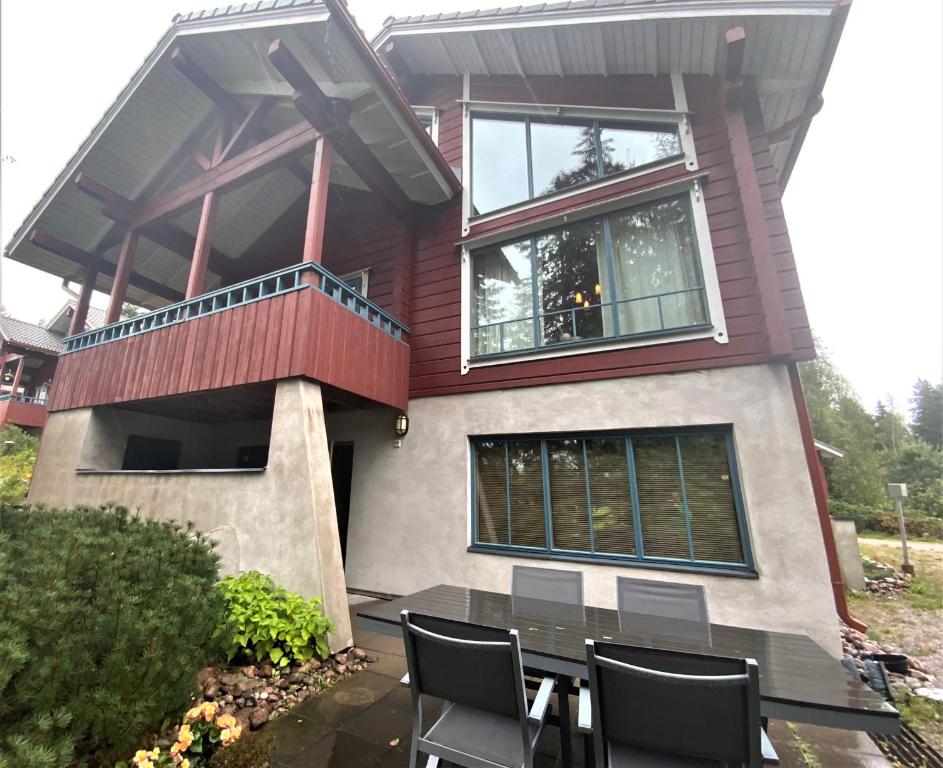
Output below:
[220,724,242,746]
[174,723,193,751]
[215,714,237,730]
[132,749,156,768]
[200,701,219,721]
[184,705,202,723]
[181,760,190,768]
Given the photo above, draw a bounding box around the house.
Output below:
[0,303,104,432]
[3,0,855,653]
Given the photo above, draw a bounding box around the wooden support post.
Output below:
[302,136,332,265]
[186,191,220,298]
[69,263,98,335]
[10,356,25,396]
[107,230,139,323]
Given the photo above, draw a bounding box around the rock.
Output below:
[220,673,264,697]
[276,677,291,689]
[915,687,943,703]
[363,655,377,664]
[223,694,234,704]
[235,709,252,729]
[203,682,220,700]
[258,691,269,701]
[336,664,347,675]
[300,659,321,673]
[249,706,270,730]
[259,661,275,678]
[243,665,258,678]
[197,667,217,688]
[334,653,348,665]
[235,697,246,708]
[322,669,335,680]
[288,671,305,684]
[350,647,367,661]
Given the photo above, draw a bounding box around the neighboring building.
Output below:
[2,0,856,653]
[0,303,105,432]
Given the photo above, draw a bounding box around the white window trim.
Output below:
[460,91,699,236]
[340,268,370,298]
[411,105,439,146]
[459,175,728,375]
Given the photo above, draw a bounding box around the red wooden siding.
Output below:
[50,288,410,412]
[403,74,813,399]
[0,399,48,429]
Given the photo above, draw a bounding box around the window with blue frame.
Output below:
[471,194,709,358]
[471,429,752,571]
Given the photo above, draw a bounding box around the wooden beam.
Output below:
[219,95,277,163]
[29,229,182,303]
[268,39,412,218]
[302,136,332,265]
[382,41,412,84]
[116,121,318,230]
[185,192,220,298]
[767,95,824,144]
[74,172,135,223]
[69,263,98,336]
[106,230,139,324]
[171,47,246,123]
[10,355,25,396]
[723,27,747,109]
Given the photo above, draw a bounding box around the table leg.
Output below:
[556,674,573,767]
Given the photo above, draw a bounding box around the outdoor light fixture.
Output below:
[575,291,583,305]
[2,370,11,383]
[394,413,409,438]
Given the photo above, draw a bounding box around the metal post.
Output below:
[896,497,913,575]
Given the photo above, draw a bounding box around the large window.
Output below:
[471,113,682,215]
[471,194,708,358]
[472,430,752,572]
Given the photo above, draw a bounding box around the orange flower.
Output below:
[215,714,237,730]
[200,701,219,721]
[184,705,202,723]
[220,724,242,746]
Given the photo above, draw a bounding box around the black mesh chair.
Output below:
[513,564,585,618]
[578,641,779,767]
[400,610,554,768]
[616,577,711,645]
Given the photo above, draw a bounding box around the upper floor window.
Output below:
[412,106,438,145]
[471,193,709,358]
[471,113,682,216]
[471,428,752,572]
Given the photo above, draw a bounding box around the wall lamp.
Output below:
[394,413,409,438]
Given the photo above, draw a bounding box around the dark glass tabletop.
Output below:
[356,583,899,734]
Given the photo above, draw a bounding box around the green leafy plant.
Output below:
[0,504,222,767]
[214,571,333,668]
[0,425,38,506]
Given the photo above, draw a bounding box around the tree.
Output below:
[120,303,144,320]
[0,426,38,506]
[884,441,943,517]
[910,379,943,449]
[874,398,910,459]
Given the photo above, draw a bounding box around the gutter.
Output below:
[787,362,867,632]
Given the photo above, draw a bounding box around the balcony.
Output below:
[0,394,49,430]
[51,262,410,413]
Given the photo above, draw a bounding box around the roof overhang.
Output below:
[374,0,850,186]
[4,0,461,308]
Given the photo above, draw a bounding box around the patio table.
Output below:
[356,583,899,742]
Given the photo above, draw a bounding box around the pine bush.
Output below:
[0,504,223,767]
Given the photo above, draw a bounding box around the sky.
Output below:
[1,0,941,415]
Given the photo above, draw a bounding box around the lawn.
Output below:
[850,539,943,752]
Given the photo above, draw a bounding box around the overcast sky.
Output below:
[1,0,940,414]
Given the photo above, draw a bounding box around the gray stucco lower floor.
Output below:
[265,603,889,767]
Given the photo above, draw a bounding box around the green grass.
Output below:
[786,723,823,768]
[860,529,943,544]
[907,577,943,611]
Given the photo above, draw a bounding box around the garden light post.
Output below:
[887,483,913,575]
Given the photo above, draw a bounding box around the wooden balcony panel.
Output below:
[50,264,410,412]
[0,396,49,429]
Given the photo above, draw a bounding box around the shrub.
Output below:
[0,425,38,505]
[0,504,223,767]
[207,732,274,768]
[214,571,333,668]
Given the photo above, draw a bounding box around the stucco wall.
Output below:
[326,363,841,655]
[29,379,352,652]
[832,518,867,592]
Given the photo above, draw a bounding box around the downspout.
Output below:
[787,362,867,632]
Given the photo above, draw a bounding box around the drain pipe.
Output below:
[787,362,867,632]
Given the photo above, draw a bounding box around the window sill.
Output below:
[76,467,267,476]
[465,323,721,372]
[467,545,758,579]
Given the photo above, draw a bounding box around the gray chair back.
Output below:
[587,641,762,767]
[400,610,528,720]
[512,565,585,623]
[616,576,709,623]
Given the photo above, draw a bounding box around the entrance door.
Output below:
[329,442,355,566]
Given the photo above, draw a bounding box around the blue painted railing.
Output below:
[63,262,409,354]
[0,393,47,405]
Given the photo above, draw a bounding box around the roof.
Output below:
[0,315,65,355]
[3,0,460,310]
[44,301,107,336]
[814,439,846,459]
[374,0,850,186]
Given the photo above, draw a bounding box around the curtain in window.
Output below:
[508,441,545,548]
[633,436,691,559]
[548,439,591,551]
[475,441,509,545]
[586,439,635,555]
[608,196,707,335]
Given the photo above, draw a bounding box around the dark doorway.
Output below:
[122,435,182,470]
[330,442,355,566]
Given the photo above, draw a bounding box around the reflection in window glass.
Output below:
[472,240,534,356]
[608,196,706,335]
[600,123,682,174]
[471,118,528,214]
[508,441,545,549]
[536,219,607,346]
[531,121,596,197]
[471,114,683,214]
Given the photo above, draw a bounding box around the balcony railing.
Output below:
[63,261,409,354]
[0,393,48,405]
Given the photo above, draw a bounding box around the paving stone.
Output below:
[283,730,390,767]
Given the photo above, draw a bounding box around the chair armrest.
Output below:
[400,672,410,687]
[577,686,592,734]
[528,676,555,725]
[760,728,779,765]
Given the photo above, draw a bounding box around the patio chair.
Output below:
[512,564,585,623]
[616,576,711,644]
[400,610,554,768]
[578,641,779,767]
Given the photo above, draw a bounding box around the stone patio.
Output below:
[266,602,891,767]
